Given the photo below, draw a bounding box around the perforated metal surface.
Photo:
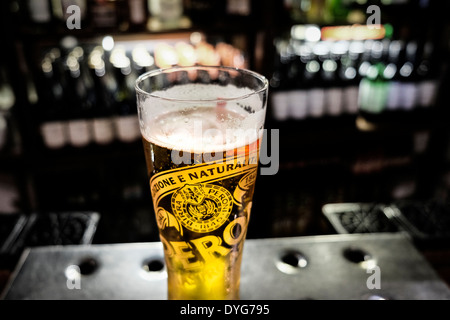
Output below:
[2,233,450,300]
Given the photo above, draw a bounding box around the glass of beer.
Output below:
[135,65,268,300]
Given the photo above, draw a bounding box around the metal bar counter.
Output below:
[2,233,450,300]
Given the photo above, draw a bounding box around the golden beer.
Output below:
[136,66,268,300]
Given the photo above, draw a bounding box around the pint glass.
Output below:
[135,66,268,300]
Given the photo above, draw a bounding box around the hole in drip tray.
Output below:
[343,247,376,269]
[78,257,98,275]
[66,257,98,281]
[140,258,167,280]
[143,259,165,272]
[276,250,308,274]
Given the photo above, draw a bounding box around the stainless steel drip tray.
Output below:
[2,233,450,300]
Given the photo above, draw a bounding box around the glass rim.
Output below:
[135,65,269,103]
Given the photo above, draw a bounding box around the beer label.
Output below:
[386,81,401,110]
[150,152,258,271]
[418,80,437,107]
[93,118,115,145]
[288,90,308,120]
[40,121,67,149]
[68,119,91,147]
[129,0,146,24]
[150,155,257,208]
[115,115,140,143]
[344,86,359,114]
[399,83,417,110]
[271,91,290,121]
[308,88,325,117]
[171,183,233,233]
[327,87,343,116]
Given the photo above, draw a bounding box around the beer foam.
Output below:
[140,83,266,153]
[154,83,257,102]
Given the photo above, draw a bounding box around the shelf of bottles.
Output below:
[25,31,249,241]
[5,0,257,157]
[15,0,256,36]
[269,23,441,125]
[31,32,248,153]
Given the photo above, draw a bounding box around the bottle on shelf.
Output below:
[128,0,148,30]
[356,39,373,79]
[0,112,7,152]
[384,40,403,111]
[88,46,117,146]
[147,0,190,31]
[416,41,439,108]
[0,64,16,152]
[322,57,342,117]
[89,0,127,31]
[131,44,155,76]
[281,39,299,120]
[308,41,327,118]
[110,47,140,144]
[358,40,389,116]
[65,49,95,148]
[0,65,16,113]
[323,41,349,117]
[340,40,364,115]
[38,50,69,150]
[27,0,52,25]
[269,39,291,121]
[397,41,419,110]
[288,43,309,120]
[226,0,252,17]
